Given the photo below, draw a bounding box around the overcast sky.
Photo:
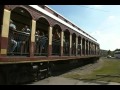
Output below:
[48,5,120,51]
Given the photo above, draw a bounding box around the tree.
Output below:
[114,49,120,51]
[107,50,111,55]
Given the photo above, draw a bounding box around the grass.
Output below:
[63,57,120,83]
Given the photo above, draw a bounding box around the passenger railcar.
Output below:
[0,5,100,84]
[114,51,120,58]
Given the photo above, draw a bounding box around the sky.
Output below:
[48,5,120,51]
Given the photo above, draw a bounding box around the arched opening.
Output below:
[97,45,100,55]
[8,7,32,56]
[63,29,70,56]
[95,44,96,55]
[88,40,90,55]
[93,43,95,55]
[89,41,91,55]
[78,36,81,55]
[52,24,62,55]
[72,33,76,56]
[91,42,93,54]
[34,17,50,56]
[82,38,85,55]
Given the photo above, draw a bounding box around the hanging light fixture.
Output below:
[20,9,24,13]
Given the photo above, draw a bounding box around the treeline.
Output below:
[100,49,120,57]
[100,49,108,57]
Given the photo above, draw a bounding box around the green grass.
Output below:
[64,57,120,83]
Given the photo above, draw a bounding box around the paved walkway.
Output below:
[28,76,120,85]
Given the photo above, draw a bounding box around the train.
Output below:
[0,5,100,84]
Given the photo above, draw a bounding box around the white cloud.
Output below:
[108,15,116,21]
[94,5,102,8]
[91,30,120,51]
[90,15,120,51]
[88,5,102,8]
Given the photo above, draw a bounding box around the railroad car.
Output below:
[114,51,120,58]
[0,5,100,84]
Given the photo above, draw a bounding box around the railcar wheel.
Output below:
[37,71,42,80]
[47,67,52,77]
[45,70,50,78]
[0,73,5,85]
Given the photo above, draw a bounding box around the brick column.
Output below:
[97,45,98,55]
[30,20,36,57]
[81,37,82,56]
[0,9,11,56]
[76,36,78,56]
[84,39,86,56]
[48,26,52,57]
[69,34,72,56]
[60,31,64,56]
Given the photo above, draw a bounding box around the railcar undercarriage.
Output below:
[0,57,99,85]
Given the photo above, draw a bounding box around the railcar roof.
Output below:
[29,5,97,43]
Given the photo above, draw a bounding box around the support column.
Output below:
[97,45,99,55]
[60,31,64,56]
[76,36,78,56]
[69,34,72,56]
[48,26,52,57]
[93,43,95,55]
[0,9,11,56]
[96,45,97,55]
[95,44,97,55]
[93,44,94,55]
[94,44,95,55]
[98,45,100,55]
[30,20,36,57]
[84,39,86,56]
[81,37,82,56]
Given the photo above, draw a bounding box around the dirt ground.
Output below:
[27,58,120,85]
[62,58,104,76]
